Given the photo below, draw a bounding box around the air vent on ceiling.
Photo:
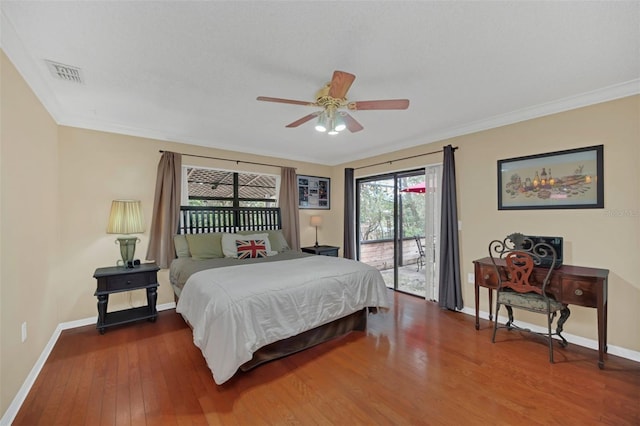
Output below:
[45,60,84,84]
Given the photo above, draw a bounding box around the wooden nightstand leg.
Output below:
[97,294,108,334]
[147,286,158,322]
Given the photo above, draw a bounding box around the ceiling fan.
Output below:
[257,70,409,134]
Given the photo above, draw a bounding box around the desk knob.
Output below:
[574,288,583,296]
[484,275,490,280]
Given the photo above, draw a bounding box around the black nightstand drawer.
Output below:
[105,272,151,291]
[94,263,159,294]
[301,245,340,257]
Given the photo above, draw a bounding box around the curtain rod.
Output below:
[158,150,289,169]
[160,146,457,171]
[354,146,458,170]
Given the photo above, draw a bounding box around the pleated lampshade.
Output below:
[107,200,145,235]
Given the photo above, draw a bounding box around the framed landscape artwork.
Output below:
[297,175,330,209]
[498,145,604,210]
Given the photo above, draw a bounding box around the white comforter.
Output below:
[176,255,390,384]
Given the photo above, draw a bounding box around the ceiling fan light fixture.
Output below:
[314,112,327,132]
[334,114,346,132]
[257,70,409,134]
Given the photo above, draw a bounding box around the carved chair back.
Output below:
[489,233,557,298]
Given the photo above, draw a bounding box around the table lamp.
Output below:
[310,215,323,248]
[107,200,145,267]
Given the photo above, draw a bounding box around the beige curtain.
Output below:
[146,151,182,268]
[279,167,300,251]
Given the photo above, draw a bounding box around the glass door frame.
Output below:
[356,168,426,293]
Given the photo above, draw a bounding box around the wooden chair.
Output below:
[414,236,426,272]
[489,233,570,362]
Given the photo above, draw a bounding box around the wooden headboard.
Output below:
[178,206,282,234]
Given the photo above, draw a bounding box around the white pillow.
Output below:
[221,233,277,258]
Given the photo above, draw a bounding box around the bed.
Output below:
[170,206,390,384]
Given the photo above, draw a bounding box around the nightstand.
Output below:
[301,245,340,257]
[93,263,160,334]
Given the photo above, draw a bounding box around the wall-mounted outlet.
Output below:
[467,272,475,284]
[21,322,27,343]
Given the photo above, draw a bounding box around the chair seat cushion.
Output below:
[498,290,564,312]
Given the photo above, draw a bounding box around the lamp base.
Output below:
[116,236,140,268]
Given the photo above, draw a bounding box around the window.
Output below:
[182,167,279,207]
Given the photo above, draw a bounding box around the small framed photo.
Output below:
[297,175,330,209]
[498,145,604,210]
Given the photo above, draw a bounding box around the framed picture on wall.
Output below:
[297,175,330,209]
[498,145,604,210]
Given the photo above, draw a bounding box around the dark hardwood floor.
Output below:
[13,291,640,425]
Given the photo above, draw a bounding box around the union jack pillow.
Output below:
[235,239,268,259]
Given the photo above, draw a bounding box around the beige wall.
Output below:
[56,127,339,322]
[2,46,639,419]
[1,51,60,415]
[343,95,640,352]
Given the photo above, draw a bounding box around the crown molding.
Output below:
[343,79,640,166]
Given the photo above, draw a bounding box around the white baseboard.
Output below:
[0,302,176,426]
[459,306,640,363]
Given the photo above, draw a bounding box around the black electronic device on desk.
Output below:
[524,235,563,267]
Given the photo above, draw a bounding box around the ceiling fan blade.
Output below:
[348,99,410,110]
[343,113,364,133]
[285,112,321,128]
[257,96,316,107]
[328,71,356,99]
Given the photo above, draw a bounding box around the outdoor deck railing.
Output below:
[359,237,427,270]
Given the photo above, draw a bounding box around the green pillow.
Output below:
[173,235,191,258]
[185,233,224,259]
[267,229,290,252]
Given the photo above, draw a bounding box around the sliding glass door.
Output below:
[397,173,427,296]
[357,167,441,297]
[357,175,397,289]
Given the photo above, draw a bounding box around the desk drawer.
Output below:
[561,279,598,307]
[476,264,500,289]
[105,272,151,291]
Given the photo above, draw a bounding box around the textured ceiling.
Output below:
[1,1,638,165]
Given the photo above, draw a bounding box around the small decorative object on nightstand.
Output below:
[301,245,339,257]
[93,262,159,334]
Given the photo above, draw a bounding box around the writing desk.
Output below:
[473,257,609,368]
